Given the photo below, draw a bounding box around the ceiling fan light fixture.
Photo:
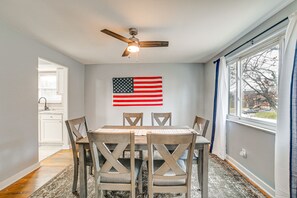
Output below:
[101,28,169,57]
[127,42,140,53]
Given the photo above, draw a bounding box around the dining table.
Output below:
[76,125,210,198]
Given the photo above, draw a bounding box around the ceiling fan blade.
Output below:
[101,29,131,43]
[122,48,130,57]
[139,41,169,47]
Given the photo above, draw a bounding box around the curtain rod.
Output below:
[213,17,288,64]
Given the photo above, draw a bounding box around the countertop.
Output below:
[39,110,64,114]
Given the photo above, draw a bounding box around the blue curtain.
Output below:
[290,42,297,197]
[210,59,220,153]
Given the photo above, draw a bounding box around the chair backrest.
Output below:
[192,116,209,137]
[123,112,143,126]
[65,117,89,159]
[87,131,135,187]
[151,112,172,126]
[147,132,197,187]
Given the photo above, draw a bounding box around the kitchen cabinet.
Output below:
[40,113,63,144]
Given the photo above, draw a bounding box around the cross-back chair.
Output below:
[191,115,210,191]
[65,116,93,193]
[123,112,143,158]
[123,112,143,126]
[193,116,210,137]
[151,112,172,126]
[147,132,197,198]
[87,131,143,198]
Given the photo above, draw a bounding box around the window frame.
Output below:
[226,32,284,132]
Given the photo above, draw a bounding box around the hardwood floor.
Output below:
[0,149,270,198]
[0,149,72,198]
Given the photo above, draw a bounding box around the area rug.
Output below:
[30,155,265,198]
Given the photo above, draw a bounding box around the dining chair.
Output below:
[87,130,143,198]
[191,115,210,191]
[151,112,172,126]
[180,116,209,161]
[123,112,143,126]
[147,131,197,198]
[65,116,93,194]
[193,115,210,137]
[123,112,143,158]
[143,112,172,161]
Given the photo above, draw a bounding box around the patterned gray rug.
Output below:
[30,155,265,198]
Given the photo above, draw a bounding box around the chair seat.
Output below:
[152,160,187,186]
[100,158,142,184]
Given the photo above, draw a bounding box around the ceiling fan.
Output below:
[101,28,169,57]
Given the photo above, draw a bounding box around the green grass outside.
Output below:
[254,111,277,119]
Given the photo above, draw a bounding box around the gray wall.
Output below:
[84,63,204,130]
[0,20,85,183]
[226,122,275,188]
[204,0,297,190]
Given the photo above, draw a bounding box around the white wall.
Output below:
[203,1,297,194]
[0,20,84,186]
[85,63,204,130]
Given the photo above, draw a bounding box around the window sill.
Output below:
[227,117,276,135]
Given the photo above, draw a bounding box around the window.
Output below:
[228,38,281,128]
[38,72,62,103]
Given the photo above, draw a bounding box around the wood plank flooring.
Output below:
[0,149,72,198]
[0,149,270,198]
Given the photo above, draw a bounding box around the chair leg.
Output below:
[72,162,78,193]
[186,186,191,198]
[148,187,153,198]
[95,188,99,198]
[197,159,201,191]
[131,188,135,198]
[148,180,153,198]
[138,165,143,194]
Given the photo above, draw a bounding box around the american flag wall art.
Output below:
[112,76,163,106]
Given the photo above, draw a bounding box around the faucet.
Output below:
[38,97,49,111]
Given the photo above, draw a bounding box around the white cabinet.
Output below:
[40,114,63,144]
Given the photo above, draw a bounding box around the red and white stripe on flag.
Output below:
[112,76,163,106]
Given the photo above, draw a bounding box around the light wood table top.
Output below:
[76,125,210,146]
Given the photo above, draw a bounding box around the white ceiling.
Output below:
[0,0,292,64]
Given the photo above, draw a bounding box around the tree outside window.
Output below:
[228,43,279,123]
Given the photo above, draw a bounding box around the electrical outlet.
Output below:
[239,148,247,158]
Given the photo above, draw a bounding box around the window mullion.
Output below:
[237,60,241,117]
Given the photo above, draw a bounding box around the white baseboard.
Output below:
[0,162,40,190]
[226,155,275,197]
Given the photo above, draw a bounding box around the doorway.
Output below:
[38,58,69,161]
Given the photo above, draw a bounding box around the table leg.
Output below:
[197,152,202,190]
[79,145,87,198]
[199,144,209,198]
